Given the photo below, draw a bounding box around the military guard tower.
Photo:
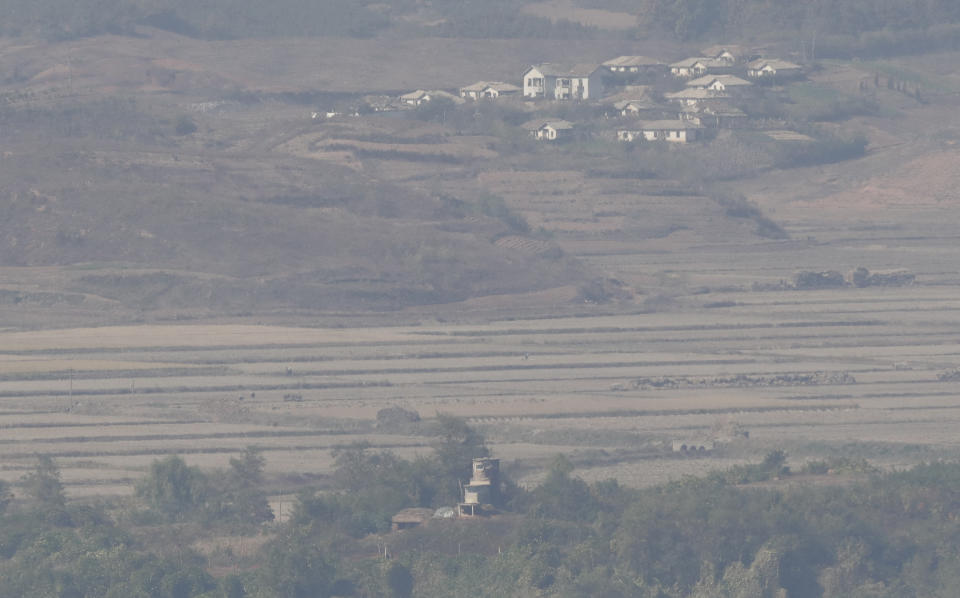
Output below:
[458,457,500,517]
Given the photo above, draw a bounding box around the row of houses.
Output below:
[376,44,805,144]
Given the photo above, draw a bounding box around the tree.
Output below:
[135,455,207,521]
[386,562,414,598]
[432,413,489,503]
[21,455,69,524]
[0,479,11,515]
[222,447,274,524]
[433,413,489,478]
[255,530,336,598]
[174,115,197,135]
[528,455,599,522]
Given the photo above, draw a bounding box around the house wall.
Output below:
[638,129,693,142]
[524,68,600,100]
[523,68,545,97]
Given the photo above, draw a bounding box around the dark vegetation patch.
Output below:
[714,193,790,240]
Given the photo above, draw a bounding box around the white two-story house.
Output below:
[522,64,603,100]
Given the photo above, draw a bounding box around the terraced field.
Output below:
[3,265,960,498]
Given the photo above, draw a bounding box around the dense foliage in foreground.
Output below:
[5,428,960,596]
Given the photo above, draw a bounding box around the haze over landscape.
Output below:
[3,1,960,596]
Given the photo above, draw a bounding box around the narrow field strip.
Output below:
[0,429,372,444]
[414,320,886,337]
[0,420,205,429]
[465,404,857,423]
[0,440,431,459]
[0,379,392,398]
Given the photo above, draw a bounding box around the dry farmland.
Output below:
[3,255,960,498]
[1,37,960,502]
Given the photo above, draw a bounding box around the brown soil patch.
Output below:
[810,149,960,211]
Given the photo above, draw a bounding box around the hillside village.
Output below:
[316,44,815,146]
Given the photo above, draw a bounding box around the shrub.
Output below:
[175,115,197,136]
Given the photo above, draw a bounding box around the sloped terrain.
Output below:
[1,29,960,324]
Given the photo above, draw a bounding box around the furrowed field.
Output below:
[4,264,960,499]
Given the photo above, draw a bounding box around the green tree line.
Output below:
[7,420,960,597]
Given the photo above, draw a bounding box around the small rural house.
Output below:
[601,87,662,118]
[686,74,752,92]
[391,508,434,531]
[482,82,521,98]
[700,44,760,64]
[459,81,487,100]
[460,81,521,100]
[522,63,603,100]
[618,120,701,143]
[747,59,803,80]
[664,87,729,107]
[522,118,575,141]
[613,99,662,117]
[602,55,666,75]
[399,90,432,106]
[361,94,398,112]
[669,57,728,78]
[679,103,748,128]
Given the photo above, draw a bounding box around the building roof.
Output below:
[603,55,664,68]
[484,82,521,93]
[681,102,747,117]
[521,118,575,131]
[747,58,802,71]
[664,88,729,100]
[613,99,659,111]
[461,81,520,93]
[669,57,726,69]
[687,74,752,88]
[700,44,757,60]
[526,63,600,77]
[638,119,701,130]
[400,90,430,100]
[460,81,489,92]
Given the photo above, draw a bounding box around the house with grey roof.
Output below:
[686,74,753,92]
[747,59,804,80]
[602,55,666,75]
[679,103,748,128]
[399,90,432,106]
[460,81,522,100]
[664,87,730,107]
[617,120,701,143]
[669,57,730,78]
[482,82,521,98]
[522,118,575,141]
[522,63,603,100]
[700,44,761,64]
